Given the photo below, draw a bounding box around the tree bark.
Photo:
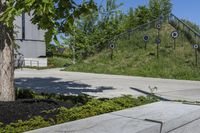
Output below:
[0,23,15,101]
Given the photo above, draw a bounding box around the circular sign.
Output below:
[171,31,179,39]
[155,38,161,45]
[143,35,149,42]
[193,44,199,49]
[110,44,115,49]
[156,23,161,29]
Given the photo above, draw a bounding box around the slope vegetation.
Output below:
[65,23,200,80]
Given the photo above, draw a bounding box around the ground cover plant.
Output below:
[48,56,71,68]
[0,88,157,133]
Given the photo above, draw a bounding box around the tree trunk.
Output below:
[0,23,15,101]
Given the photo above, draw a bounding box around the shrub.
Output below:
[0,117,51,133]
[54,95,157,124]
[40,93,92,105]
[15,88,36,99]
[0,95,157,132]
[48,57,71,68]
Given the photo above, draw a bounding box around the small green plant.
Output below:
[15,88,36,99]
[147,86,158,101]
[0,122,3,127]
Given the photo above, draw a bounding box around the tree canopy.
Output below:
[0,0,97,43]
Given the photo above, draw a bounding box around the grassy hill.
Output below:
[64,23,200,80]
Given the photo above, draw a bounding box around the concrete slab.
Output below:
[168,118,200,133]
[25,102,200,133]
[15,69,200,101]
[111,102,200,133]
[157,89,200,101]
[25,114,161,133]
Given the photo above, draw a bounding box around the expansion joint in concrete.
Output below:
[166,116,200,133]
[144,119,163,133]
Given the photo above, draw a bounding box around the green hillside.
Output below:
[64,22,200,80]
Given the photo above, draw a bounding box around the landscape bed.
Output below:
[0,89,157,133]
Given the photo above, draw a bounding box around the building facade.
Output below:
[14,13,47,67]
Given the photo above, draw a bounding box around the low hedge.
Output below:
[0,95,158,133]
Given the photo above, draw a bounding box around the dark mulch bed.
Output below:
[0,99,74,125]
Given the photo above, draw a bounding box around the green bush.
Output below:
[54,95,157,124]
[15,88,92,105]
[0,96,157,132]
[15,88,36,99]
[0,117,51,133]
[48,57,71,68]
[40,93,92,105]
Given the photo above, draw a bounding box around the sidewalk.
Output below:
[15,68,200,101]
[25,102,200,133]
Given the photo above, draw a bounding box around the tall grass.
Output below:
[65,23,200,80]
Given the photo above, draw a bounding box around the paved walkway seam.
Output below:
[144,119,163,133]
[166,116,200,133]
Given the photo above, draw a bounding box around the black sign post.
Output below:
[193,44,199,67]
[127,29,132,40]
[110,43,115,60]
[143,35,149,50]
[156,22,161,37]
[171,31,179,50]
[155,37,161,59]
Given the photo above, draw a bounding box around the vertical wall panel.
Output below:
[15,40,46,58]
[14,13,46,57]
[25,14,45,41]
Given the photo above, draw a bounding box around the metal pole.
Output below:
[111,49,113,60]
[180,30,183,47]
[157,45,159,59]
[195,49,198,67]
[174,39,176,50]
[195,34,198,67]
[145,42,147,50]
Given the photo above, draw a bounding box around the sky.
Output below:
[57,0,200,44]
[92,0,200,26]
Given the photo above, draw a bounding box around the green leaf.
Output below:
[53,36,60,46]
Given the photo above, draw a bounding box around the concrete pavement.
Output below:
[25,102,200,133]
[15,68,200,101]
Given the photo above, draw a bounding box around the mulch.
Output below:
[0,99,73,125]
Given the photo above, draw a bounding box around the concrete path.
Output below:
[25,102,200,133]
[15,68,200,101]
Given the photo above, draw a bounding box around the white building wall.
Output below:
[24,14,45,41]
[15,40,46,58]
[14,13,47,67]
